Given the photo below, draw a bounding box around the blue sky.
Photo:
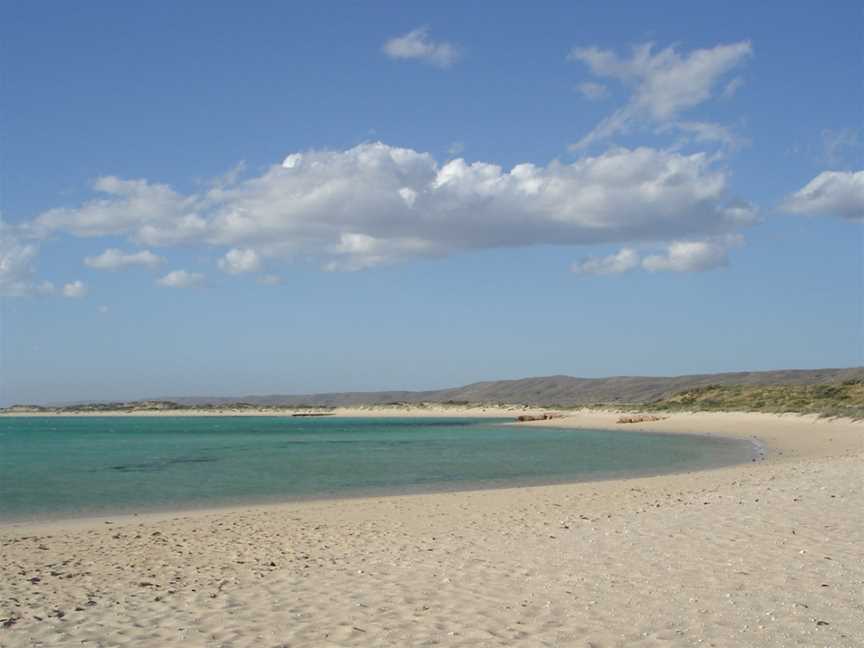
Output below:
[1,0,862,405]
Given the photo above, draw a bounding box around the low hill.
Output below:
[642,380,864,418]
[165,367,864,408]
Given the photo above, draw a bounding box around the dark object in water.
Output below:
[109,456,217,473]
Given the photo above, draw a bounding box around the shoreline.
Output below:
[1,409,856,532]
[0,435,760,534]
[0,407,527,418]
[2,409,862,646]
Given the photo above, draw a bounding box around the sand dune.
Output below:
[1,410,862,647]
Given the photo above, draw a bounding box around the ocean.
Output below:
[0,416,753,521]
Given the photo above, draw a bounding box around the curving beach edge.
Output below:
[1,409,862,647]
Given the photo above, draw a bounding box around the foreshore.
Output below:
[1,409,862,646]
[0,404,531,418]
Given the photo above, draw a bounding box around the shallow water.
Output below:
[0,416,753,521]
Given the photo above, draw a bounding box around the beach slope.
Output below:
[1,410,862,647]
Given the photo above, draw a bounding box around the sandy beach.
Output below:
[0,404,536,418]
[1,409,862,647]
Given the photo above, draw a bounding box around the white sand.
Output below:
[0,403,534,418]
[1,409,862,647]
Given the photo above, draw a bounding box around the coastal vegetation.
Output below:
[638,380,864,419]
[0,401,336,415]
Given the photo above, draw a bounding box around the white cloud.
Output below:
[783,170,864,221]
[0,227,59,297]
[576,81,608,101]
[98,305,110,314]
[574,237,739,276]
[26,142,755,272]
[156,270,204,288]
[642,238,734,272]
[62,280,88,298]
[398,187,418,207]
[218,248,261,274]
[383,28,460,68]
[571,248,639,275]
[323,232,437,271]
[29,176,202,244]
[84,248,163,270]
[569,41,752,149]
[1,231,41,296]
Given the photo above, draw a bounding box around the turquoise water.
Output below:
[0,416,753,521]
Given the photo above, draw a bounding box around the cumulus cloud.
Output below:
[62,280,88,298]
[569,41,752,149]
[156,270,204,288]
[571,248,639,275]
[383,28,460,68]
[25,142,755,273]
[84,248,163,270]
[782,171,864,221]
[28,176,202,244]
[218,248,262,274]
[574,236,739,276]
[642,238,735,272]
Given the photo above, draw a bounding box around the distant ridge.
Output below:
[160,367,864,408]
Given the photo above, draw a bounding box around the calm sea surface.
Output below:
[0,416,753,521]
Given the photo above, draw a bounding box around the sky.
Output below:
[1,0,862,405]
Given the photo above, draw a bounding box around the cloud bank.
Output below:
[23,142,755,275]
